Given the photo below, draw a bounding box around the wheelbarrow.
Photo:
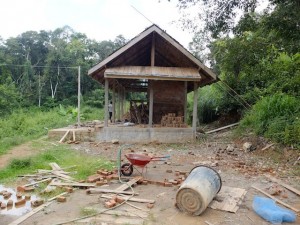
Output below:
[121,153,170,176]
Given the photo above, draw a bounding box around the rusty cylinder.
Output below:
[176,165,222,215]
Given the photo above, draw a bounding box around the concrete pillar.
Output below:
[104,78,109,127]
[184,81,187,123]
[148,81,153,127]
[192,82,198,138]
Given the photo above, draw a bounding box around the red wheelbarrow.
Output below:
[121,153,170,176]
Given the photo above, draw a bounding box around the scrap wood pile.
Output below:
[160,113,187,128]
[128,101,149,124]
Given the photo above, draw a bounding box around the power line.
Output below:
[131,5,155,25]
[0,64,78,69]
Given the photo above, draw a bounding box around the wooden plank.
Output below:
[59,130,70,143]
[264,175,300,196]
[87,188,137,195]
[49,162,62,170]
[8,201,53,225]
[49,181,96,188]
[23,178,52,187]
[252,185,300,212]
[115,177,142,192]
[100,194,155,204]
[205,123,239,134]
[48,192,68,202]
[51,170,74,181]
[261,143,274,151]
[209,186,247,213]
[73,130,76,141]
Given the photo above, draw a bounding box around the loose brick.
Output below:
[104,201,114,208]
[24,187,35,192]
[15,198,26,206]
[31,199,44,207]
[156,181,165,186]
[109,199,116,206]
[3,191,12,199]
[87,174,102,183]
[142,180,148,185]
[96,180,108,186]
[64,187,73,193]
[147,203,154,209]
[1,202,7,209]
[25,195,31,200]
[16,192,22,199]
[116,196,125,204]
[57,196,67,203]
[17,186,25,192]
[175,172,180,176]
[164,182,172,187]
[7,199,13,206]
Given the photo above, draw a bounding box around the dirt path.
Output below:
[0,142,39,169]
[1,130,299,225]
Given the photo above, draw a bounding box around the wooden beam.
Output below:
[117,86,121,121]
[184,81,187,123]
[151,33,155,66]
[59,130,70,143]
[23,178,52,187]
[115,176,142,192]
[112,79,115,123]
[49,181,96,188]
[8,202,53,225]
[104,78,109,127]
[87,188,137,195]
[252,185,300,212]
[192,82,198,138]
[205,123,239,134]
[148,81,153,127]
[100,194,155,204]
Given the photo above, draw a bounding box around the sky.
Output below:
[0,0,193,48]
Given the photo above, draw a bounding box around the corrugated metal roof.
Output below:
[105,66,201,81]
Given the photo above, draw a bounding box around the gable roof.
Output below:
[88,24,217,89]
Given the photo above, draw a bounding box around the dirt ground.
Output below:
[1,129,300,225]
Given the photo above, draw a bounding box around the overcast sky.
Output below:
[0,0,194,47]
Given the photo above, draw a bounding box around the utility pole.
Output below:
[77,66,81,126]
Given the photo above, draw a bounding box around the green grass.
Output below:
[0,142,114,184]
[0,106,104,155]
[238,93,300,148]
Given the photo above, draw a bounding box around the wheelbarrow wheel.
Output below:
[121,163,133,176]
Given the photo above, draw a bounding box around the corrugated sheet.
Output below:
[105,66,201,81]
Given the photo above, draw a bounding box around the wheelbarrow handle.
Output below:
[151,155,171,159]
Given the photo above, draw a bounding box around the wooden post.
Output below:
[184,81,187,123]
[77,66,81,126]
[148,81,153,127]
[121,88,124,120]
[112,80,115,123]
[117,87,121,121]
[148,33,155,128]
[104,78,109,127]
[192,82,198,138]
[151,33,155,66]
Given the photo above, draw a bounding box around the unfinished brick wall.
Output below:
[150,80,185,124]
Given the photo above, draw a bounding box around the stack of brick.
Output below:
[160,113,187,128]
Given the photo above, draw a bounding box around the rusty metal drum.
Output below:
[176,165,222,215]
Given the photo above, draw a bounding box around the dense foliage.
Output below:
[177,0,300,147]
[0,26,126,116]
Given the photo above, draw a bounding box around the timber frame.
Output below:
[88,24,217,138]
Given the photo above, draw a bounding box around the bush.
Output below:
[240,93,300,147]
